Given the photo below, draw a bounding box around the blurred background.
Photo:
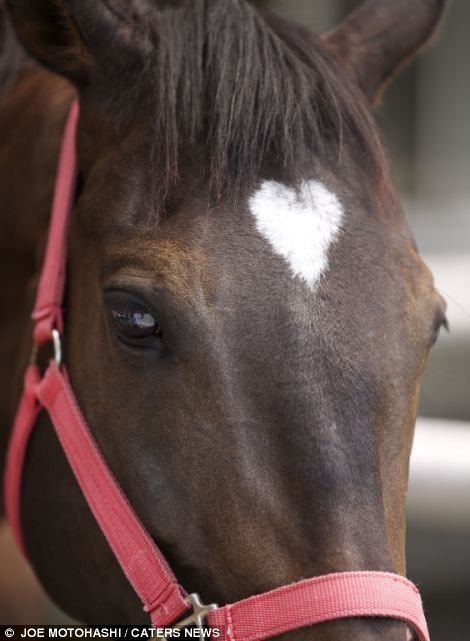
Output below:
[1,0,469,637]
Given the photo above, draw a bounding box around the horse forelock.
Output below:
[88,0,389,213]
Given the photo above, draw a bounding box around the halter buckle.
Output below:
[173,593,218,632]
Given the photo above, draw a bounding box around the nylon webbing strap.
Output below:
[208,571,429,641]
[4,366,41,555]
[37,362,188,626]
[32,101,79,344]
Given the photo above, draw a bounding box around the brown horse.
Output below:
[0,0,448,638]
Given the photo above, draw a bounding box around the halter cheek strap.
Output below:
[3,102,430,641]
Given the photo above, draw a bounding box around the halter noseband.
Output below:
[4,102,430,641]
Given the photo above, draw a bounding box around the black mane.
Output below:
[0,2,23,97]
[122,0,387,205]
[1,0,387,207]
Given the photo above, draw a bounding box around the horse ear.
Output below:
[5,0,92,85]
[5,0,144,87]
[323,0,448,106]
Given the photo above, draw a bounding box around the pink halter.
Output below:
[4,101,430,640]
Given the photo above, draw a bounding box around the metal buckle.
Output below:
[173,593,218,632]
[30,328,62,368]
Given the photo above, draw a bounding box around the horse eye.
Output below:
[111,309,162,339]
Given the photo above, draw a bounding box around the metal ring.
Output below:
[51,328,62,367]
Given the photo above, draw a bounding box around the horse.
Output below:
[0,0,449,639]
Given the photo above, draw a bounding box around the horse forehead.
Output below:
[248,180,344,289]
[99,178,346,297]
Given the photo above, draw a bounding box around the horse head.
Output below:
[5,1,448,638]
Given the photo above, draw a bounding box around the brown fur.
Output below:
[0,2,448,639]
